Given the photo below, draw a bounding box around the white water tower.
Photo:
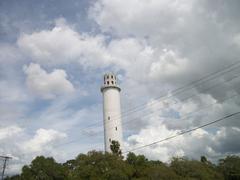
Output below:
[101,73,123,152]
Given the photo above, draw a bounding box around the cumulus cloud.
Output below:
[0,126,23,140]
[2,0,240,175]
[11,1,240,165]
[0,44,22,64]
[17,19,112,68]
[126,123,214,162]
[16,19,151,72]
[88,0,240,159]
[0,80,27,103]
[126,120,240,162]
[149,49,189,81]
[22,128,67,153]
[89,0,194,37]
[89,0,240,88]
[15,14,238,108]
[0,127,67,175]
[23,63,75,99]
[124,87,240,161]
[17,21,193,88]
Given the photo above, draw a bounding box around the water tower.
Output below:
[101,73,123,152]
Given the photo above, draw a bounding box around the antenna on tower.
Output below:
[0,155,12,180]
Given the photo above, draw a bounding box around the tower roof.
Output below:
[101,73,121,92]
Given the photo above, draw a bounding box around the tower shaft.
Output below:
[101,73,123,152]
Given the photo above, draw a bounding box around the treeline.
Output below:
[6,142,240,180]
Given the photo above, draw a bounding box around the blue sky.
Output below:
[1,0,240,175]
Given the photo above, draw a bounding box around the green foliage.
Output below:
[68,151,132,180]
[126,152,148,178]
[170,157,224,180]
[4,175,21,180]
[20,156,67,180]
[201,156,207,163]
[142,165,182,180]
[126,152,180,179]
[7,152,240,180]
[110,140,122,157]
[218,155,240,180]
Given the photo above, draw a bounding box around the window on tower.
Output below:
[111,81,114,84]
[115,127,117,131]
[108,116,110,120]
[107,81,109,85]
[111,75,113,78]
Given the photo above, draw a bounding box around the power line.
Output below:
[88,92,240,137]
[105,73,240,132]
[51,70,240,147]
[53,91,239,148]
[8,67,240,174]
[82,61,240,130]
[11,61,240,155]
[41,67,240,151]
[77,71,240,137]
[114,61,240,118]
[17,60,240,136]
[123,111,240,154]
[23,68,240,142]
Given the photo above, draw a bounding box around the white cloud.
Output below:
[233,34,240,47]
[22,128,67,153]
[1,0,240,174]
[89,0,194,36]
[124,89,240,161]
[17,19,112,68]
[126,122,211,161]
[89,0,240,90]
[0,126,23,140]
[0,81,29,126]
[16,19,152,72]
[0,80,27,103]
[149,49,189,81]
[23,63,75,99]
[0,127,67,175]
[0,44,22,64]
[125,121,240,162]
[16,18,193,87]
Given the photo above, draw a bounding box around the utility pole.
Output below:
[0,156,12,180]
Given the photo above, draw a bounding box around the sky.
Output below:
[1,0,240,175]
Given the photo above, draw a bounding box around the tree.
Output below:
[20,156,67,180]
[126,152,148,167]
[126,152,148,178]
[143,165,182,180]
[170,157,224,180]
[126,152,180,179]
[201,156,207,163]
[110,140,122,157]
[69,151,133,180]
[218,155,240,180]
[4,175,20,180]
[7,151,240,180]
